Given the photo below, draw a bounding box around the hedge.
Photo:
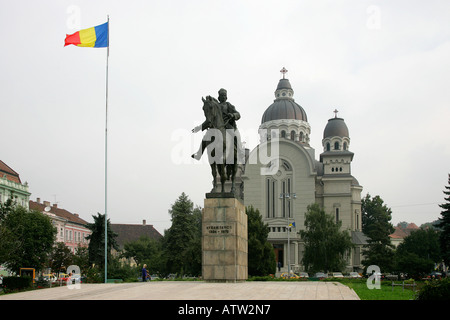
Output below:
[416,278,450,300]
[2,276,33,292]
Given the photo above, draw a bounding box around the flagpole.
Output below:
[104,14,110,284]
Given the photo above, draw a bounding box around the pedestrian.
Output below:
[67,272,72,285]
[142,264,148,282]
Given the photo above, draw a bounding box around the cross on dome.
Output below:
[333,109,339,118]
[280,67,288,79]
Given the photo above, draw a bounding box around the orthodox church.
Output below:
[242,69,366,274]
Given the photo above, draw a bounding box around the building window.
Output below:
[334,142,340,150]
[282,180,286,218]
[287,178,291,218]
[266,178,276,218]
[290,130,296,141]
[281,130,286,138]
[356,214,359,230]
[281,178,292,218]
[326,143,330,151]
[335,208,340,223]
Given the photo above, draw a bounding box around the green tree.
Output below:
[85,213,119,274]
[395,228,441,278]
[122,235,162,274]
[0,197,15,221]
[0,206,56,274]
[247,206,276,276]
[299,203,353,273]
[163,193,201,276]
[48,242,74,274]
[361,194,395,272]
[72,245,90,275]
[438,174,450,266]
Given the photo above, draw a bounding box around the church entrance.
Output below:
[273,244,284,268]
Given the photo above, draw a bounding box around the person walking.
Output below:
[142,264,148,282]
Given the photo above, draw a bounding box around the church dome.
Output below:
[261,77,308,124]
[323,117,349,138]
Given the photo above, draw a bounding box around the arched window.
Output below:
[281,130,286,138]
[326,143,330,151]
[334,141,340,150]
[266,178,276,218]
[281,178,292,218]
[343,142,348,150]
[300,132,304,142]
[290,130,296,141]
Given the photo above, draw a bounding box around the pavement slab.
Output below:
[0,281,360,300]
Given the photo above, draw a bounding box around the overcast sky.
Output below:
[1,0,449,233]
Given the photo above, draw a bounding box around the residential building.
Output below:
[389,222,420,247]
[110,220,162,265]
[0,160,30,209]
[111,220,162,249]
[29,198,91,253]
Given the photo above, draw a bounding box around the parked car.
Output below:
[299,272,309,278]
[314,272,327,279]
[427,272,442,279]
[150,274,160,280]
[280,272,299,279]
[42,274,57,282]
[332,272,344,278]
[348,272,362,278]
[71,274,82,283]
[58,273,69,281]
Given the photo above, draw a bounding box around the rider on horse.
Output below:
[191,88,241,160]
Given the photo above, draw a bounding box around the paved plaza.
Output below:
[0,281,359,300]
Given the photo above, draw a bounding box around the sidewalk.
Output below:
[0,281,359,300]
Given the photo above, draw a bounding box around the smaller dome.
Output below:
[276,79,292,90]
[261,77,308,124]
[323,117,349,138]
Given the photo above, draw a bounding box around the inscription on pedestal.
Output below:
[205,224,233,235]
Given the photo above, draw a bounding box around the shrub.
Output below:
[2,276,33,292]
[416,278,450,300]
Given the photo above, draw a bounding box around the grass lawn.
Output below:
[340,279,420,300]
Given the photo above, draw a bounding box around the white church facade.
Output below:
[242,71,367,274]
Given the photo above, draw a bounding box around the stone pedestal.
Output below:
[202,193,248,282]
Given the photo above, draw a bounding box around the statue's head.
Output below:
[218,88,227,103]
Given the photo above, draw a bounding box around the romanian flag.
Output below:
[64,22,108,48]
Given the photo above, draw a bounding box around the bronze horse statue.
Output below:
[201,96,238,194]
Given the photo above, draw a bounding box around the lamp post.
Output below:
[280,192,296,278]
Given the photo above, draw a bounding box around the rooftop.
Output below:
[0,160,22,184]
[29,198,89,226]
[111,221,162,248]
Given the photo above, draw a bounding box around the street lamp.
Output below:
[279,192,297,278]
